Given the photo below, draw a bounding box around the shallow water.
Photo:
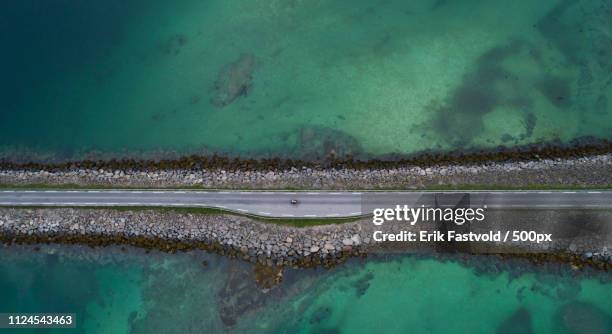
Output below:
[1,245,611,333]
[1,0,611,161]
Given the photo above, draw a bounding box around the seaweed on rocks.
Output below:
[1,137,610,171]
[253,263,283,290]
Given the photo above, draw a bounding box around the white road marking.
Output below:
[2,191,610,218]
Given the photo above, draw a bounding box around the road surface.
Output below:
[0,190,610,218]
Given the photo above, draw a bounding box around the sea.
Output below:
[0,245,610,333]
[0,0,611,161]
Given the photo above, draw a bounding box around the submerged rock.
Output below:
[554,301,612,334]
[217,261,265,327]
[298,125,363,161]
[309,306,333,324]
[253,263,283,291]
[353,271,374,297]
[211,53,257,107]
[496,307,533,334]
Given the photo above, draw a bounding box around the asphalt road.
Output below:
[0,190,610,218]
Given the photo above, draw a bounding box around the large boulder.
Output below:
[211,53,257,107]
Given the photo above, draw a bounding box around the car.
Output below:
[290,199,298,205]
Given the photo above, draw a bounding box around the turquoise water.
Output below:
[1,245,611,333]
[1,0,611,161]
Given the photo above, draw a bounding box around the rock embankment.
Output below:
[1,208,610,269]
[1,154,610,189]
[0,208,366,267]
